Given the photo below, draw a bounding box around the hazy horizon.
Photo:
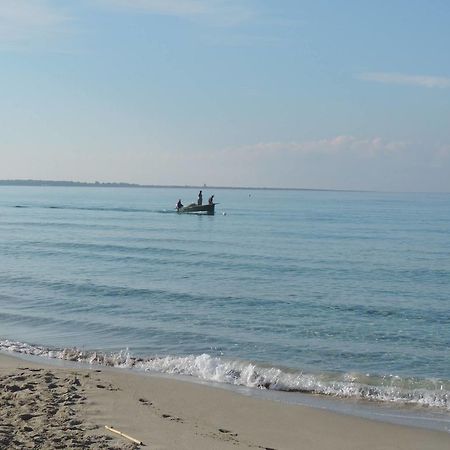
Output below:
[1,1,449,192]
[2,178,450,195]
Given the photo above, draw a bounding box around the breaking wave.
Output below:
[1,339,448,411]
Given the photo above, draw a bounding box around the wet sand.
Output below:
[1,353,449,449]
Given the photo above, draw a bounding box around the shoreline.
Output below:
[1,341,448,432]
[1,352,449,449]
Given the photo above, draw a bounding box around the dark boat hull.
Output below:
[177,203,215,215]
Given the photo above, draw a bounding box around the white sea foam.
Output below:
[0,339,448,411]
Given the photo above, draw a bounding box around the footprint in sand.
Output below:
[219,428,238,437]
[201,428,240,444]
[138,397,153,406]
[162,413,184,423]
[96,382,119,391]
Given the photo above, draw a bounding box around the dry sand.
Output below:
[0,352,449,449]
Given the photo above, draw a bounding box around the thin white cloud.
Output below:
[0,0,69,47]
[96,0,255,25]
[150,136,412,188]
[226,136,406,158]
[357,72,450,88]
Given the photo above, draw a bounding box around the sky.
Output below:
[1,0,449,192]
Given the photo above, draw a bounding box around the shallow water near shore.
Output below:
[1,186,449,429]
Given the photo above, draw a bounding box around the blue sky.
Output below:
[1,0,449,191]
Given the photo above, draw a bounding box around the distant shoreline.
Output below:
[0,179,357,192]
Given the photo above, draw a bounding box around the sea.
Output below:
[1,186,449,432]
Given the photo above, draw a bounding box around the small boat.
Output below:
[177,203,215,215]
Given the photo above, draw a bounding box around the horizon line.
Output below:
[0,178,370,193]
[0,179,448,195]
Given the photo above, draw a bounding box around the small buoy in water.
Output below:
[222,212,227,216]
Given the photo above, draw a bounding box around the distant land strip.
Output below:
[0,179,353,192]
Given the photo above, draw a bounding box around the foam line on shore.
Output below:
[1,339,448,411]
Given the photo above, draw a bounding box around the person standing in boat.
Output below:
[208,195,214,205]
[197,190,203,206]
[176,199,183,210]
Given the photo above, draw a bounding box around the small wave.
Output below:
[63,206,151,213]
[0,339,448,410]
[11,204,152,213]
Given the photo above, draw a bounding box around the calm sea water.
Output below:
[1,186,449,421]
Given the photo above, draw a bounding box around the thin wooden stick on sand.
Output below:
[105,425,143,446]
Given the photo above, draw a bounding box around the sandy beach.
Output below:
[0,352,448,449]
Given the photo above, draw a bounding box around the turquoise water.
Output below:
[1,186,449,416]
